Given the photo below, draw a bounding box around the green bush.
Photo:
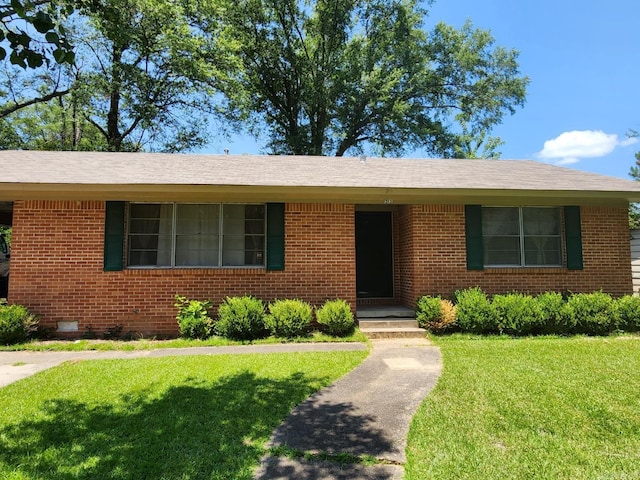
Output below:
[315,299,355,336]
[174,295,213,339]
[454,287,498,334]
[0,302,38,345]
[265,299,312,338]
[216,295,267,340]
[492,293,544,336]
[416,296,442,328]
[564,292,619,335]
[535,292,566,334]
[416,296,457,332]
[615,295,640,332]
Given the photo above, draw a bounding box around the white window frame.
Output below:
[127,202,266,268]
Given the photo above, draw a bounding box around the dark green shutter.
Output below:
[465,205,484,270]
[104,201,125,271]
[266,203,285,271]
[564,206,583,270]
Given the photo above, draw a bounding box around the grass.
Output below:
[406,335,640,479]
[0,350,367,479]
[0,329,369,351]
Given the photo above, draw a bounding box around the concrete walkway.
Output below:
[0,339,443,479]
[255,338,442,479]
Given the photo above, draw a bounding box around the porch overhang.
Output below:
[0,183,635,207]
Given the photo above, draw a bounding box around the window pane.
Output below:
[482,207,519,235]
[222,205,265,266]
[524,236,562,266]
[175,236,219,266]
[484,236,521,266]
[175,204,220,266]
[176,204,219,234]
[522,208,560,235]
[128,204,172,266]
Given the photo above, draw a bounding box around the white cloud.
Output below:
[537,130,636,165]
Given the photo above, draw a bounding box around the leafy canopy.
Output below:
[204,0,528,157]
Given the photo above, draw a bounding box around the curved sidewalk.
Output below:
[255,338,442,479]
[0,342,367,389]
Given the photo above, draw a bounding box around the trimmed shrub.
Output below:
[563,292,619,335]
[416,296,457,332]
[265,299,313,338]
[536,292,566,334]
[615,295,640,332]
[316,299,355,336]
[0,302,38,345]
[174,295,213,339]
[216,295,267,340]
[492,293,544,336]
[454,287,498,334]
[416,296,442,328]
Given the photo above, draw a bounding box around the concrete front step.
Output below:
[358,318,419,329]
[359,327,427,339]
[358,318,426,339]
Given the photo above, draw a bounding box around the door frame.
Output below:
[355,207,394,299]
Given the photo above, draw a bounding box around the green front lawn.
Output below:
[0,350,367,479]
[406,335,640,479]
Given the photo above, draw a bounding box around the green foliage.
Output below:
[617,295,640,332]
[174,295,213,339]
[205,0,528,157]
[563,292,619,335]
[416,296,442,328]
[315,299,355,336]
[265,299,313,338]
[0,0,75,69]
[215,295,267,340]
[1,0,219,153]
[0,226,11,248]
[535,291,566,334]
[416,296,457,333]
[454,287,498,334]
[492,293,544,336]
[0,302,38,345]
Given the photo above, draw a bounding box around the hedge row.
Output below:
[417,288,640,336]
[175,295,355,340]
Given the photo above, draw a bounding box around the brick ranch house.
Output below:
[2,151,640,337]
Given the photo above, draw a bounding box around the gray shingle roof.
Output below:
[1,150,639,203]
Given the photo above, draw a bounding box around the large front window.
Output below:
[482,207,562,267]
[127,203,265,267]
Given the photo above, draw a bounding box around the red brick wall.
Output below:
[8,201,633,335]
[402,204,632,304]
[9,201,356,336]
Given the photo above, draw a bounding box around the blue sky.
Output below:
[205,0,639,180]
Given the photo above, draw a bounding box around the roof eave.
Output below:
[0,183,635,206]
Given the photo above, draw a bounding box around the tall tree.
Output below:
[207,0,528,157]
[1,0,225,152]
[77,0,221,151]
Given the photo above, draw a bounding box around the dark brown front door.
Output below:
[355,211,393,298]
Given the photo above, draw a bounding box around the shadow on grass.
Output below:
[0,371,322,480]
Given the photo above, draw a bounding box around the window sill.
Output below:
[123,267,267,276]
[483,266,567,274]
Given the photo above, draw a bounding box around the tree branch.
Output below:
[0,87,70,118]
